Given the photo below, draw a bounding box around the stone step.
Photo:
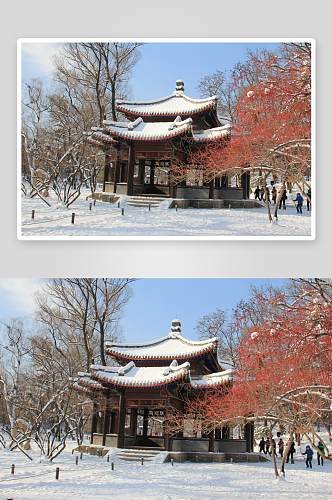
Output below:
[121,449,161,455]
[117,455,154,462]
[116,447,162,462]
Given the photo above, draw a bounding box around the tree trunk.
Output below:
[263,176,272,223]
[280,430,294,476]
[269,424,279,479]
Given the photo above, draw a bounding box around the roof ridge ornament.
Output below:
[175,79,185,92]
[171,318,182,333]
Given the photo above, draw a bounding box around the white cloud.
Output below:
[0,279,41,319]
[21,42,60,79]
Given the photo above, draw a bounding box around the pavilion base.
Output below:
[103,183,251,201]
[164,452,270,463]
[169,199,263,209]
[90,434,252,454]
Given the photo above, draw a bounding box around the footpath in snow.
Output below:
[0,440,330,500]
[20,188,313,239]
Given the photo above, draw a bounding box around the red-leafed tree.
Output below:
[173,43,312,222]
[165,279,331,479]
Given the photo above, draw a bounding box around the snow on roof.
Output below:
[90,360,191,388]
[101,116,193,142]
[75,374,107,392]
[116,91,217,118]
[190,369,233,389]
[105,332,218,361]
[87,129,118,146]
[74,362,232,392]
[193,124,231,143]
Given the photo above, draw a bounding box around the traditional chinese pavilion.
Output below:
[87,80,250,201]
[74,320,254,454]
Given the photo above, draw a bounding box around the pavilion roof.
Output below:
[192,124,230,144]
[73,360,233,392]
[116,89,218,119]
[105,331,218,363]
[103,116,193,143]
[87,117,230,146]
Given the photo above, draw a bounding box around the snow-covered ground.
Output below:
[0,439,330,500]
[19,188,313,239]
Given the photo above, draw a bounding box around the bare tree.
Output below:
[34,278,136,371]
[52,42,144,125]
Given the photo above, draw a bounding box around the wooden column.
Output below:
[130,408,137,437]
[222,426,230,439]
[138,159,145,185]
[176,400,184,438]
[126,144,135,195]
[117,391,126,449]
[215,428,221,440]
[103,152,110,192]
[208,430,215,452]
[90,400,98,444]
[168,164,175,198]
[102,397,111,446]
[143,408,149,437]
[150,160,155,186]
[164,397,172,451]
[209,179,215,199]
[113,146,121,194]
[241,172,250,199]
[245,422,254,452]
[110,411,117,434]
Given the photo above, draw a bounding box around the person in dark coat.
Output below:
[317,440,325,466]
[296,193,304,213]
[302,445,314,468]
[271,186,277,204]
[259,437,266,454]
[260,186,265,201]
[278,438,284,458]
[307,188,311,211]
[279,189,287,209]
[254,186,260,200]
[286,440,296,463]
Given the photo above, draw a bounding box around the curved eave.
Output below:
[104,128,192,144]
[106,346,215,364]
[118,103,217,120]
[93,372,187,390]
[87,136,119,148]
[189,379,230,392]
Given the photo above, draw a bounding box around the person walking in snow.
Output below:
[265,437,271,456]
[279,189,287,209]
[301,445,314,468]
[271,186,277,204]
[259,437,266,454]
[317,441,325,466]
[260,186,265,201]
[286,440,296,463]
[265,187,270,204]
[254,186,260,200]
[278,438,284,458]
[296,193,304,213]
[307,187,311,211]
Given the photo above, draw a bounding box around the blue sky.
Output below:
[20,40,282,101]
[0,278,286,342]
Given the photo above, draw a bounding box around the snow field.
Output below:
[20,189,312,238]
[0,440,331,500]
